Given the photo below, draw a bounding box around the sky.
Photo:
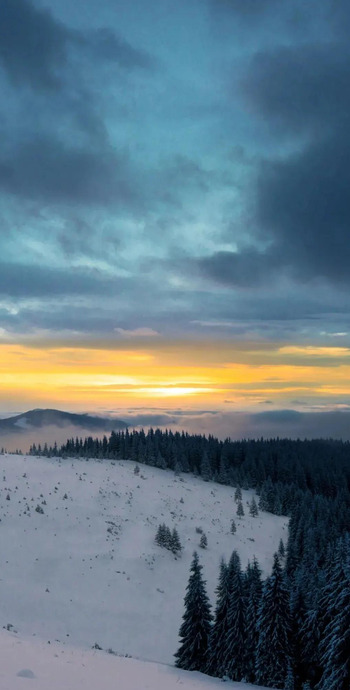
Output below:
[1,0,350,439]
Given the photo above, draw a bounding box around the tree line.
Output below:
[176,537,349,689]
[29,428,350,688]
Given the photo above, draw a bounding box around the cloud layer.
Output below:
[1,0,349,430]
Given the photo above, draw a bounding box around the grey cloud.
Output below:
[256,132,350,284]
[119,413,179,427]
[242,43,350,136]
[196,249,279,287]
[246,409,350,441]
[81,28,156,70]
[251,409,303,424]
[0,263,123,298]
[0,0,155,93]
[118,408,350,441]
[0,136,135,205]
[0,0,67,90]
[221,34,350,287]
[209,0,280,20]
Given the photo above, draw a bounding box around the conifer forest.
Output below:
[27,429,350,689]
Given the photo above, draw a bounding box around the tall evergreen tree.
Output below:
[207,551,241,678]
[206,558,230,677]
[200,451,212,481]
[289,578,307,688]
[175,552,212,672]
[249,496,259,517]
[234,485,242,502]
[222,551,246,682]
[237,501,244,518]
[170,527,182,555]
[244,557,263,684]
[255,553,291,689]
[284,663,295,690]
[316,536,350,690]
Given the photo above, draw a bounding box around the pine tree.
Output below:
[155,523,172,550]
[200,451,212,481]
[278,538,286,559]
[255,553,291,689]
[175,552,212,672]
[237,501,244,518]
[231,519,237,534]
[258,478,275,512]
[222,551,246,682]
[316,536,350,690]
[206,558,230,677]
[300,606,322,688]
[244,557,263,683]
[234,485,242,502]
[284,663,295,690]
[199,533,208,549]
[249,496,259,517]
[290,578,307,687]
[155,523,167,547]
[170,527,182,555]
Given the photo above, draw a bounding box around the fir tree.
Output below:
[199,533,208,549]
[290,578,307,688]
[244,557,263,684]
[255,553,291,689]
[222,551,246,682]
[231,519,237,535]
[234,485,242,502]
[200,451,212,481]
[237,501,244,518]
[206,558,230,677]
[170,527,182,555]
[278,538,286,559]
[317,536,350,690]
[175,552,212,672]
[284,663,295,690]
[249,496,259,517]
[300,606,322,688]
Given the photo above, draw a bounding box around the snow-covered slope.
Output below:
[0,630,273,690]
[0,453,287,666]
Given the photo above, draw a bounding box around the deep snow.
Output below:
[0,630,273,690]
[0,453,287,688]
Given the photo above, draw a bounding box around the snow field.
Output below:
[0,454,288,664]
[0,630,272,690]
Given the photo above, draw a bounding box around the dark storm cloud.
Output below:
[196,249,279,287]
[0,0,67,90]
[0,135,135,205]
[208,0,280,22]
[197,22,350,290]
[81,28,156,70]
[0,263,123,298]
[242,44,350,136]
[0,1,156,213]
[256,133,350,284]
[0,0,154,92]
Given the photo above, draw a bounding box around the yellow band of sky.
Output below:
[1,341,350,413]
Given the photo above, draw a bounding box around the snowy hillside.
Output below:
[0,453,287,666]
[0,630,273,690]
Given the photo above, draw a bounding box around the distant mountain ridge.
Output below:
[0,408,127,435]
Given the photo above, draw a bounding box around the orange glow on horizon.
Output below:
[1,341,350,413]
